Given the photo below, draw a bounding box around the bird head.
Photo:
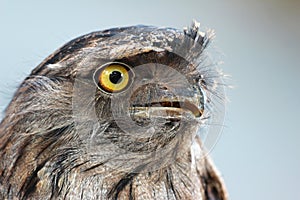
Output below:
[0,22,227,199]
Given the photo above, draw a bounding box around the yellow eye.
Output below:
[94,62,134,93]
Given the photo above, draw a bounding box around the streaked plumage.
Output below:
[0,22,228,199]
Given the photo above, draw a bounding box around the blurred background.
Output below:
[1,0,299,199]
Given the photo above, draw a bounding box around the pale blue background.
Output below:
[1,1,299,199]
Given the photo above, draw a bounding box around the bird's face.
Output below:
[62,29,211,172]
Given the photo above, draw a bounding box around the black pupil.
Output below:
[109,71,123,84]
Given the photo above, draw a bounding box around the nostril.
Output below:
[161,86,168,90]
[157,84,169,91]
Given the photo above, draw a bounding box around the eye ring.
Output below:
[93,62,134,94]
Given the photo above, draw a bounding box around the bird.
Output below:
[0,21,228,200]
